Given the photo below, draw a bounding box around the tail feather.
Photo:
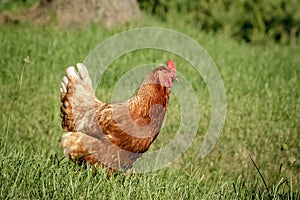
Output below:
[60,63,96,132]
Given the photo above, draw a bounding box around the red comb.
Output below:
[166,60,176,72]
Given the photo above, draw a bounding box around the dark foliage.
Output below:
[138,0,300,44]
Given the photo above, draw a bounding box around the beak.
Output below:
[173,74,179,82]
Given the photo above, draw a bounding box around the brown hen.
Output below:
[60,60,178,172]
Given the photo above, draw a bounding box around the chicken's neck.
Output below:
[129,83,170,121]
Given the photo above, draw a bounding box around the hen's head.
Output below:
[142,60,178,88]
[155,60,178,88]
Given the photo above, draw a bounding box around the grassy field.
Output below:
[1,5,300,200]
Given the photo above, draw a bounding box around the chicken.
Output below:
[60,60,178,172]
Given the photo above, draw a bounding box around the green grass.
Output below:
[1,8,299,200]
[0,0,37,12]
